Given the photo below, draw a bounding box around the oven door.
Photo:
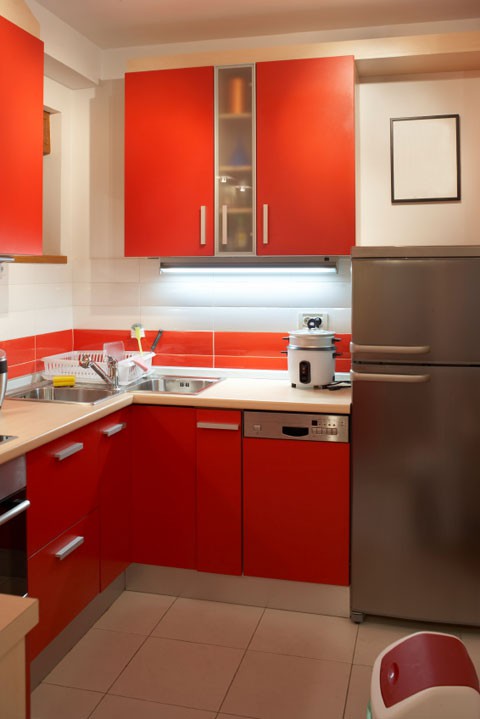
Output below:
[0,457,29,596]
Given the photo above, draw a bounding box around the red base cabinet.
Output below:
[94,410,131,591]
[256,56,355,256]
[28,511,100,660]
[196,409,242,575]
[0,16,43,255]
[131,406,197,569]
[243,438,350,585]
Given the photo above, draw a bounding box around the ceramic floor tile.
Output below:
[31,684,103,719]
[90,694,216,718]
[43,628,145,692]
[94,591,175,635]
[343,665,372,719]
[250,608,358,663]
[221,649,350,719]
[109,636,244,712]
[152,598,264,648]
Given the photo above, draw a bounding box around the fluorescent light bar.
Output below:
[158,256,337,275]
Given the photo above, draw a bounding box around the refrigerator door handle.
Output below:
[350,342,430,355]
[351,371,430,384]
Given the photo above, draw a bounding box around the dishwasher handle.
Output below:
[282,426,309,438]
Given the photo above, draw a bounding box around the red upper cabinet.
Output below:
[0,17,43,255]
[256,56,355,256]
[125,66,215,257]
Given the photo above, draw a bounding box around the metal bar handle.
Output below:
[55,536,85,561]
[54,442,84,461]
[221,204,228,245]
[200,205,206,246]
[0,500,30,528]
[196,422,240,431]
[350,342,430,355]
[263,204,269,245]
[102,422,127,438]
[351,371,430,384]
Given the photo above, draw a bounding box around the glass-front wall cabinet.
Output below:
[215,65,255,254]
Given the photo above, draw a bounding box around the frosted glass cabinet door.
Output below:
[215,65,255,254]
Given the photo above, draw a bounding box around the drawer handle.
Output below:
[351,370,430,384]
[55,536,85,560]
[102,422,127,437]
[196,422,239,431]
[0,500,30,528]
[263,204,269,245]
[54,442,84,461]
[200,205,206,246]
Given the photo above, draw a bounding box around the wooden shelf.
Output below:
[11,255,68,264]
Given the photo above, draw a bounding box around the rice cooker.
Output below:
[285,319,338,389]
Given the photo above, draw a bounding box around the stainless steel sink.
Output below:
[8,384,123,404]
[131,376,222,395]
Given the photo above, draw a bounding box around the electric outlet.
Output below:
[299,312,328,329]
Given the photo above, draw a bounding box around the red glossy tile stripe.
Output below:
[36,330,73,360]
[215,331,287,356]
[0,336,35,366]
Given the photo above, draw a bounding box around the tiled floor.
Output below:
[31,591,480,719]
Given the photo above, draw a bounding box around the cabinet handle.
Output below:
[102,422,127,438]
[196,422,239,431]
[55,535,85,560]
[200,205,206,246]
[54,442,84,461]
[221,204,228,245]
[351,370,430,384]
[0,500,30,528]
[350,342,430,355]
[262,204,269,245]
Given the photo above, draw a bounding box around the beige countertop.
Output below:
[0,375,351,464]
[0,594,38,661]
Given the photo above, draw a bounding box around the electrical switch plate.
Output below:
[299,312,328,329]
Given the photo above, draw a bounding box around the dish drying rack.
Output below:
[41,351,154,386]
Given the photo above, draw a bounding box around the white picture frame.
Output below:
[390,114,460,203]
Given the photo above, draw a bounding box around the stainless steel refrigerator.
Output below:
[351,246,480,627]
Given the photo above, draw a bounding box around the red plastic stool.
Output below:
[369,631,480,719]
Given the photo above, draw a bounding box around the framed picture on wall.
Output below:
[390,114,461,203]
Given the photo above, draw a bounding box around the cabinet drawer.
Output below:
[27,427,99,555]
[27,511,100,660]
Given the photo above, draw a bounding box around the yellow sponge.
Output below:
[52,375,76,387]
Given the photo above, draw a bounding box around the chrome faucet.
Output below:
[79,354,119,389]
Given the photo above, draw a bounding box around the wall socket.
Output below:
[299,312,328,329]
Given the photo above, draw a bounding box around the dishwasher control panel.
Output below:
[243,411,349,443]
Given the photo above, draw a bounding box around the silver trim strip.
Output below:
[0,499,30,528]
[54,442,84,461]
[221,204,228,245]
[351,371,430,384]
[196,422,239,431]
[102,423,127,438]
[350,342,430,355]
[55,536,85,560]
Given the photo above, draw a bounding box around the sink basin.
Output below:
[8,385,122,404]
[131,376,222,395]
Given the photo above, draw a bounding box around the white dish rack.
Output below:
[41,351,155,386]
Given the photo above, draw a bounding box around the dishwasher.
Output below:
[243,411,350,586]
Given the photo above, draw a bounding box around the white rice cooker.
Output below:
[285,318,339,389]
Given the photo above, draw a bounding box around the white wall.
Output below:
[358,71,480,245]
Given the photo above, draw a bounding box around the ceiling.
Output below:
[32,0,480,49]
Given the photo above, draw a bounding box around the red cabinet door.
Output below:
[243,438,350,585]
[0,17,43,255]
[125,66,215,257]
[196,409,242,575]
[28,511,100,660]
[27,426,99,556]
[94,409,131,591]
[256,56,355,256]
[131,406,196,568]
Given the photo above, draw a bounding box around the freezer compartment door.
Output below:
[351,364,480,626]
[351,257,480,364]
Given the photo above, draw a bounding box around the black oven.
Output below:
[0,455,29,596]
